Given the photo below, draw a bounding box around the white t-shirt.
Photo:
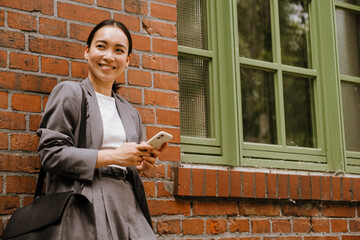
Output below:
[95,92,127,171]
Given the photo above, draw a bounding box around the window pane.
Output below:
[237,0,273,61]
[177,0,208,50]
[341,82,360,151]
[179,55,211,138]
[337,0,360,6]
[241,68,277,144]
[283,75,316,148]
[279,0,311,68]
[336,9,360,77]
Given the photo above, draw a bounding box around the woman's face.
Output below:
[84,25,131,85]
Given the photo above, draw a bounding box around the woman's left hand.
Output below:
[136,142,168,173]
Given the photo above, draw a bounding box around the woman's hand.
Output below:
[136,142,168,173]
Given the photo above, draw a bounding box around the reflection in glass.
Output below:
[237,0,273,61]
[337,0,360,6]
[177,0,208,50]
[341,82,360,151]
[279,0,311,68]
[283,75,316,148]
[336,9,360,77]
[179,55,211,138]
[241,68,277,144]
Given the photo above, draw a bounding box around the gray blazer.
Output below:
[37,78,152,226]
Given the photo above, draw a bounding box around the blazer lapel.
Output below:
[113,94,137,143]
[82,78,104,150]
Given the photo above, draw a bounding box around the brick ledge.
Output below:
[173,167,360,202]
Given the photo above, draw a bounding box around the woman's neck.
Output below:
[88,76,113,96]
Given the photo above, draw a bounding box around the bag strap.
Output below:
[34,86,87,199]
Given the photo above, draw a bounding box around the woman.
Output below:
[37,20,165,239]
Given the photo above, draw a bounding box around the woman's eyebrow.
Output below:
[95,40,127,48]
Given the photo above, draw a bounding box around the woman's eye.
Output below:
[116,49,124,53]
[96,45,105,49]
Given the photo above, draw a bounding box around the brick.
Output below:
[272,219,291,233]
[311,175,321,200]
[0,30,25,49]
[70,24,92,42]
[12,94,41,112]
[9,52,39,71]
[193,201,238,216]
[251,219,270,233]
[0,91,8,109]
[10,134,39,152]
[136,107,155,124]
[230,171,241,197]
[72,0,93,4]
[153,38,178,55]
[43,96,49,110]
[146,126,180,144]
[167,165,173,180]
[205,169,217,197]
[278,174,288,199]
[0,111,26,130]
[0,153,40,173]
[266,173,277,199]
[289,174,300,199]
[242,172,254,198]
[353,178,360,201]
[322,203,355,217]
[114,14,140,32]
[125,0,148,14]
[142,19,177,38]
[0,132,7,149]
[174,167,190,195]
[0,72,56,93]
[0,196,20,214]
[206,219,227,234]
[330,219,348,232]
[0,178,2,193]
[156,0,176,4]
[264,238,301,240]
[128,70,151,87]
[342,177,352,201]
[71,61,88,78]
[58,2,110,24]
[192,168,204,196]
[157,219,180,235]
[23,197,34,207]
[150,2,177,21]
[98,0,122,10]
[332,176,341,201]
[147,200,190,216]
[154,73,178,91]
[143,181,155,197]
[129,52,140,67]
[321,176,331,200]
[157,182,172,198]
[311,218,330,232]
[349,219,360,232]
[156,109,180,126]
[304,237,339,240]
[145,90,179,108]
[143,54,178,73]
[141,164,165,179]
[229,219,249,233]
[300,175,311,199]
[158,145,180,161]
[132,34,151,51]
[293,218,311,233]
[0,50,7,67]
[182,219,204,235]
[343,236,360,240]
[8,11,36,32]
[118,87,142,104]
[29,37,84,59]
[0,10,4,26]
[39,18,67,37]
[218,170,229,197]
[255,172,265,198]
[42,57,69,76]
[0,0,53,15]
[282,202,319,217]
[239,201,280,216]
[6,176,36,194]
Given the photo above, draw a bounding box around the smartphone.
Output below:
[146,131,173,149]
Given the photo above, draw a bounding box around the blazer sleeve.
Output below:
[37,81,97,181]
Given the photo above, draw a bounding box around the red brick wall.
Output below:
[0,1,359,239]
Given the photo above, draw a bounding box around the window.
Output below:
[177,0,360,173]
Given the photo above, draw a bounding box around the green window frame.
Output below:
[177,0,360,174]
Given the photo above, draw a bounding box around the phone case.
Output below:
[147,131,173,149]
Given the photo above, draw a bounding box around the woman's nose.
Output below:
[103,50,114,60]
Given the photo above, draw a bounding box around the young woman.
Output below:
[37,20,165,240]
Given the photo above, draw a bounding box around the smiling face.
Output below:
[84,25,131,89]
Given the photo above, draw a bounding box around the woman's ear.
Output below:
[125,54,132,68]
[84,46,89,60]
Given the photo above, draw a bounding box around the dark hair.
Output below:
[87,20,132,92]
